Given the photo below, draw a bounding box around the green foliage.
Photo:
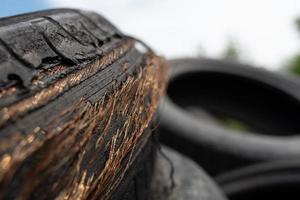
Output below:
[287,54,300,75]
[296,18,300,33]
[286,17,300,75]
[221,41,240,61]
[218,117,250,132]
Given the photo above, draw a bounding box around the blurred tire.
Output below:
[151,146,228,200]
[0,9,168,200]
[159,58,300,175]
[216,160,300,200]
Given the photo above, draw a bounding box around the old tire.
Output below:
[159,58,300,175]
[216,160,300,200]
[150,146,228,200]
[0,9,168,200]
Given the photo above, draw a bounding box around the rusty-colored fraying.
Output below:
[0,51,169,200]
[0,87,16,99]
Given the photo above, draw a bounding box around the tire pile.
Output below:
[0,9,299,200]
[159,58,300,200]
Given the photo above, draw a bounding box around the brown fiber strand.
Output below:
[0,51,169,200]
[0,86,16,99]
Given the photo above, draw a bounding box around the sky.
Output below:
[0,0,48,17]
[1,0,300,70]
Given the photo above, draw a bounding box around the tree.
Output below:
[286,18,300,75]
[221,40,240,61]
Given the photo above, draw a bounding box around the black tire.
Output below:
[216,160,300,200]
[0,9,168,200]
[159,58,300,175]
[150,146,228,200]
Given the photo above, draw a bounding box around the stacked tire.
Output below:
[158,58,300,199]
[2,8,300,200]
[216,160,300,200]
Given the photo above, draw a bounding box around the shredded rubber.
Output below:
[0,51,169,200]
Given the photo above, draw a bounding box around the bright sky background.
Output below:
[1,0,300,70]
[0,0,48,18]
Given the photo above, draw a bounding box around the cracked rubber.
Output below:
[0,9,168,200]
[0,9,121,88]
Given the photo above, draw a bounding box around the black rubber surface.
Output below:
[111,132,157,200]
[0,9,164,200]
[150,146,228,200]
[216,160,300,200]
[159,58,300,175]
[0,9,121,88]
